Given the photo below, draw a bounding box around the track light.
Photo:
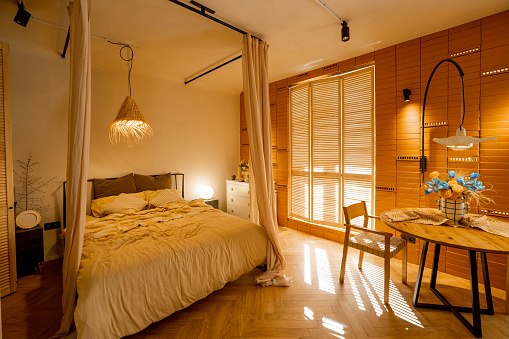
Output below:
[403,89,411,102]
[341,21,350,42]
[14,1,31,27]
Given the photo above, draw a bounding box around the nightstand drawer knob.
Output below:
[231,199,233,202]
[8,206,13,209]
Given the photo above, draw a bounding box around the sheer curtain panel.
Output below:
[242,34,292,287]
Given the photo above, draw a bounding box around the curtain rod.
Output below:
[168,0,263,84]
[168,0,261,40]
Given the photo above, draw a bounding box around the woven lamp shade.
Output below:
[109,96,153,147]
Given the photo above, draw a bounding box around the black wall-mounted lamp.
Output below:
[341,21,350,42]
[403,89,411,102]
[14,1,31,27]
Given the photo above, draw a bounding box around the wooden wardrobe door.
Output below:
[0,41,16,297]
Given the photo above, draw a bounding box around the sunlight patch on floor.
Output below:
[304,244,311,285]
[351,258,423,328]
[315,248,335,294]
[345,262,366,311]
[322,317,346,338]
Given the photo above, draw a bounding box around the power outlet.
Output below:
[407,235,416,244]
[44,221,61,230]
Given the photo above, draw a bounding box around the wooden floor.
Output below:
[2,227,508,338]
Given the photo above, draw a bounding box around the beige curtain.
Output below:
[242,35,292,287]
[53,0,92,337]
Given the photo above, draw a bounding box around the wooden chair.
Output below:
[339,201,407,304]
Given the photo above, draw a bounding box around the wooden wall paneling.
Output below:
[355,52,375,66]
[277,185,288,226]
[338,58,355,73]
[322,62,339,75]
[309,67,324,79]
[481,9,509,50]
[276,88,289,150]
[445,246,471,281]
[449,19,481,52]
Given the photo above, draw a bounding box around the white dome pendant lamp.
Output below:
[419,59,496,172]
[109,44,153,147]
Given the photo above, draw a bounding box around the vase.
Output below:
[439,198,465,225]
[241,170,249,180]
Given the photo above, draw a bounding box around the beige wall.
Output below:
[1,7,240,261]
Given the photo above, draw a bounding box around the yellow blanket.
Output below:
[75,200,267,338]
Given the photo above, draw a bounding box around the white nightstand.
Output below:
[225,180,250,221]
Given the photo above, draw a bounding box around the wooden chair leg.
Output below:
[402,236,408,284]
[384,236,390,304]
[358,251,364,270]
[340,228,351,283]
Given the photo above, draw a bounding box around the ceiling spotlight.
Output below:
[341,21,350,42]
[14,1,31,27]
[403,89,411,102]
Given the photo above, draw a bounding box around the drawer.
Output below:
[227,182,250,198]
[227,206,250,221]
[227,195,250,209]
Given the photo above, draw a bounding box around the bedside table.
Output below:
[204,199,219,209]
[15,225,44,277]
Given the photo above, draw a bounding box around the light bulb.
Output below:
[200,186,214,199]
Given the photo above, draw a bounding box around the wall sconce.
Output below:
[14,1,31,27]
[420,59,496,173]
[200,186,214,200]
[403,89,411,102]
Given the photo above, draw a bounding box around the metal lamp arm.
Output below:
[420,58,465,173]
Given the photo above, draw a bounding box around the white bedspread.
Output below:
[74,200,267,338]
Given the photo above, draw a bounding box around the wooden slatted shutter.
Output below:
[311,78,340,226]
[0,41,16,297]
[289,67,374,227]
[342,68,375,220]
[290,84,310,220]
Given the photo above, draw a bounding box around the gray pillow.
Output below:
[134,172,172,192]
[93,173,137,199]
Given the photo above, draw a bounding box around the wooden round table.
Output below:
[380,210,509,338]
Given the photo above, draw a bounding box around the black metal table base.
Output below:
[412,241,494,338]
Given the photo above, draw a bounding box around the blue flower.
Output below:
[457,177,464,185]
[425,188,433,195]
[433,186,438,193]
[469,172,480,179]
[448,171,456,178]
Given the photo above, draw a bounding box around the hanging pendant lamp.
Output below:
[109,44,152,147]
[419,59,496,172]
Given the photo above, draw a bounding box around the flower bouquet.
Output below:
[239,160,249,180]
[424,170,489,224]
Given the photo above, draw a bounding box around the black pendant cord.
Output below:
[420,58,465,173]
[107,41,134,97]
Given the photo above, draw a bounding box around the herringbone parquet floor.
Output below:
[3,226,509,338]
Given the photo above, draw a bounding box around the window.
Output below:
[289,67,374,227]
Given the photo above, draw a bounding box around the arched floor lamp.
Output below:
[419,59,496,173]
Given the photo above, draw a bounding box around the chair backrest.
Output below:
[343,201,368,227]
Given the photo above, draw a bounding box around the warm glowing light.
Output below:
[322,317,345,335]
[304,307,314,320]
[200,186,214,199]
[304,244,311,285]
[315,248,335,294]
[433,127,496,150]
[109,96,153,147]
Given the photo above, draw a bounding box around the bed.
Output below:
[65,173,268,338]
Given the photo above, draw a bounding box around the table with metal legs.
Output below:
[380,211,509,339]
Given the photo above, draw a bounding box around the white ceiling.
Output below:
[9,0,509,94]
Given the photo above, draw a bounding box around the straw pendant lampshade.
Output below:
[109,44,153,147]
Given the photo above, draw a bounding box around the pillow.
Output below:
[143,188,182,202]
[102,193,148,215]
[134,173,172,192]
[149,189,184,207]
[93,174,137,199]
[91,192,146,217]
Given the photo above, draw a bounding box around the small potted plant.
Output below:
[424,170,489,224]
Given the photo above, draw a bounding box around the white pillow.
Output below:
[149,189,184,207]
[102,193,148,215]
